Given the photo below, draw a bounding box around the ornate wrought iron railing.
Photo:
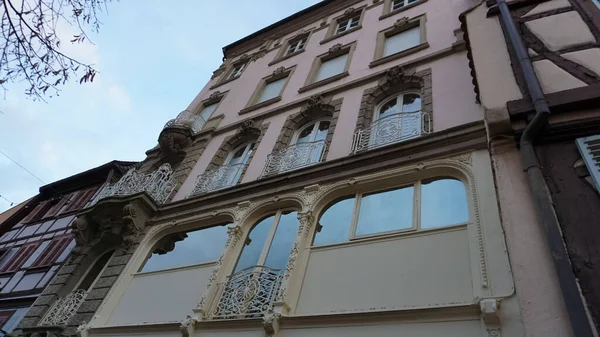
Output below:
[90,164,175,206]
[38,289,87,326]
[189,163,245,197]
[164,110,206,134]
[211,266,282,319]
[261,140,325,178]
[351,111,431,154]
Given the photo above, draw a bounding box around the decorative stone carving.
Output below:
[302,94,335,115]
[262,310,281,337]
[211,64,226,79]
[329,43,343,54]
[153,232,187,255]
[272,66,286,76]
[487,328,501,337]
[179,315,197,337]
[22,326,65,337]
[394,17,410,29]
[71,216,91,254]
[251,49,267,62]
[344,7,357,16]
[209,91,222,102]
[277,211,313,302]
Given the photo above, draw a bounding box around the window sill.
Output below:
[298,71,349,93]
[320,25,362,45]
[268,49,305,66]
[311,223,468,252]
[239,96,282,115]
[379,0,428,21]
[369,42,429,68]
[209,75,240,90]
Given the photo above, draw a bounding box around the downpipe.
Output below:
[495,0,594,336]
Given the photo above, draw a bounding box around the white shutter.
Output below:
[315,54,348,82]
[384,26,420,57]
[576,135,600,190]
[258,77,287,103]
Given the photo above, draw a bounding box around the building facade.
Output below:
[0,161,136,334]
[11,0,600,337]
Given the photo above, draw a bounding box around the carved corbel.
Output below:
[301,94,335,116]
[179,315,197,337]
[329,43,343,54]
[153,232,188,255]
[262,310,281,337]
[121,203,145,251]
[393,17,410,29]
[71,216,92,255]
[480,298,501,325]
[380,65,418,87]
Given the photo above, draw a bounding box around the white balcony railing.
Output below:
[164,110,206,134]
[90,164,175,206]
[38,289,87,326]
[351,111,431,154]
[211,266,282,319]
[261,140,325,178]
[190,163,245,196]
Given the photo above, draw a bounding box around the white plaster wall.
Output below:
[295,227,473,314]
[280,320,481,337]
[106,264,215,325]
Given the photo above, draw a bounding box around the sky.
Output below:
[0,0,321,212]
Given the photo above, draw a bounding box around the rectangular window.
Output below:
[315,53,349,82]
[229,63,247,79]
[21,241,50,268]
[30,235,73,268]
[11,272,44,292]
[62,187,98,213]
[0,249,17,270]
[392,0,420,11]
[336,14,360,34]
[287,37,307,55]
[257,77,288,103]
[0,243,40,273]
[36,265,59,289]
[43,192,75,218]
[355,186,415,236]
[384,26,421,57]
[198,103,217,122]
[1,271,24,293]
[20,201,51,224]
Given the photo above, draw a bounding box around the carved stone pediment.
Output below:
[300,94,335,116]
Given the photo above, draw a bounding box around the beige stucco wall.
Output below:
[105,263,216,326]
[296,227,473,314]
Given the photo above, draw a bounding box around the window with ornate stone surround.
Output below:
[352,66,432,153]
[380,0,427,20]
[261,95,342,177]
[371,15,428,68]
[210,54,251,89]
[270,29,313,66]
[188,120,269,197]
[300,42,355,93]
[321,6,365,44]
[240,66,295,114]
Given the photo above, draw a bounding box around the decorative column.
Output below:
[195,225,243,319]
[274,211,314,313]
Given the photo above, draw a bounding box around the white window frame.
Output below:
[576,135,600,190]
[236,209,296,271]
[375,91,422,121]
[229,63,247,79]
[291,119,330,145]
[313,177,471,245]
[336,14,360,34]
[286,37,307,55]
[225,142,255,167]
[392,0,421,11]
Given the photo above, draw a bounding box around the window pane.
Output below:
[199,104,217,121]
[315,121,330,141]
[56,239,76,263]
[356,186,414,236]
[258,77,287,103]
[1,271,24,293]
[235,216,274,272]
[36,266,59,289]
[34,220,55,235]
[0,277,10,290]
[314,198,354,246]
[421,178,469,228]
[297,124,315,143]
[12,272,44,292]
[49,215,75,231]
[0,248,18,270]
[16,225,40,239]
[402,94,421,113]
[264,211,299,271]
[22,241,49,268]
[141,225,229,273]
[384,26,421,57]
[315,54,348,82]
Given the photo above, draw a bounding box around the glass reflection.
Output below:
[313,198,354,246]
[421,178,469,228]
[235,216,273,272]
[265,211,299,271]
[141,225,229,273]
[356,186,414,236]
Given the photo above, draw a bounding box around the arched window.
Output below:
[288,120,330,168]
[313,177,469,246]
[140,225,229,273]
[293,120,330,144]
[224,142,255,186]
[365,91,424,150]
[235,210,300,272]
[77,250,115,291]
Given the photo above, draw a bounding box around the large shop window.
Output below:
[313,177,469,246]
[140,225,229,273]
[235,210,299,272]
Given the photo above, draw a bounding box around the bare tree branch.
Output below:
[0,0,114,100]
